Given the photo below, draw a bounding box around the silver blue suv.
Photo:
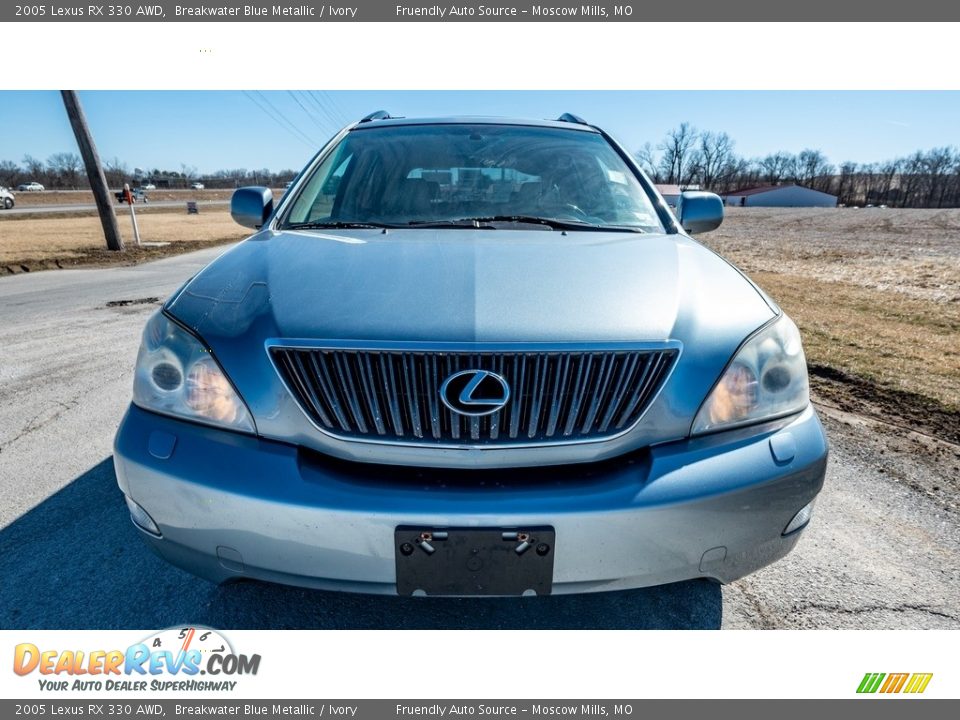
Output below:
[114,113,827,596]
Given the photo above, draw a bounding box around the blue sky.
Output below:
[1,91,958,174]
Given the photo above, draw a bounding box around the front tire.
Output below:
[2,197,12,210]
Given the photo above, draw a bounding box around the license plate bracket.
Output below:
[394,526,555,596]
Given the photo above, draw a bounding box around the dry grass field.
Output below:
[0,207,247,271]
[703,207,960,443]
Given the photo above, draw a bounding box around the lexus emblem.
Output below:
[439,370,510,416]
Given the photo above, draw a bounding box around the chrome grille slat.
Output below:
[563,354,593,437]
[545,354,571,438]
[489,355,504,440]
[598,353,641,433]
[509,355,527,440]
[359,354,386,435]
[616,353,663,429]
[333,353,368,433]
[309,352,351,431]
[580,354,613,433]
[286,352,334,428]
[378,353,404,437]
[527,355,547,439]
[271,346,677,446]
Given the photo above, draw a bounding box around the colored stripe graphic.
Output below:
[880,673,909,693]
[903,673,933,694]
[857,672,933,694]
[857,673,885,693]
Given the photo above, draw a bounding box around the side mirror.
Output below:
[676,191,724,234]
[231,186,274,229]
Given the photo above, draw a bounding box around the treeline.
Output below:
[5,132,960,208]
[635,123,960,208]
[0,155,297,190]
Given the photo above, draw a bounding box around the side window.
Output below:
[286,149,353,224]
[309,155,353,220]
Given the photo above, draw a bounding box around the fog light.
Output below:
[126,496,161,537]
[783,501,815,536]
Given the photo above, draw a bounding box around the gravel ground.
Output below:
[707,206,960,304]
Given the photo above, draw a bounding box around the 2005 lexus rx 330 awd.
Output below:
[114,113,828,596]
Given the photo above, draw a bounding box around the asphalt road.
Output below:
[0,247,957,629]
[0,199,229,216]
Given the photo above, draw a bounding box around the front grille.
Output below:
[270,346,677,446]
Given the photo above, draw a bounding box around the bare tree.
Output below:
[634,142,659,180]
[47,152,84,188]
[835,162,857,205]
[759,152,797,185]
[694,131,736,190]
[0,160,19,186]
[876,160,900,206]
[658,123,698,185]
[921,146,954,208]
[22,154,45,178]
[797,149,833,191]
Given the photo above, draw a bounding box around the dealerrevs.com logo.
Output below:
[857,673,933,694]
[13,627,261,692]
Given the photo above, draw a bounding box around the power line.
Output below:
[319,91,351,125]
[308,91,349,130]
[304,91,341,130]
[242,91,317,149]
[288,90,335,138]
[242,91,313,148]
[255,91,320,147]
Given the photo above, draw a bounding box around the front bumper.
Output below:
[113,404,828,595]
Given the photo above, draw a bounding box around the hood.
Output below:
[169,228,771,342]
[165,228,776,466]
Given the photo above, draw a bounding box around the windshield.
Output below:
[281,124,665,232]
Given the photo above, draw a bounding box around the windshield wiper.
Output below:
[284,220,398,230]
[408,216,644,232]
[404,219,496,229]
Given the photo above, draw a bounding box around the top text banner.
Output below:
[4,0,960,22]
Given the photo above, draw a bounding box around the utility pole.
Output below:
[61,90,124,251]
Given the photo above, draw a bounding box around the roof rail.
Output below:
[556,113,588,125]
[359,110,391,123]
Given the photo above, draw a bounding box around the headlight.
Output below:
[132,311,255,433]
[692,314,809,435]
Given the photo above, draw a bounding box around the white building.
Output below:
[723,184,837,208]
[655,184,700,207]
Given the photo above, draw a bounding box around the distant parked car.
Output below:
[141,183,157,190]
[190,182,205,190]
[284,181,294,189]
[116,187,148,204]
[0,186,14,209]
[18,182,44,192]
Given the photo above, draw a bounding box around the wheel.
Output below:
[3,197,12,210]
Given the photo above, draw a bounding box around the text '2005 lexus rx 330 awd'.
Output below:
[114,113,828,597]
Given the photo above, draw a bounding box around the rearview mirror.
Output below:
[231,186,274,229]
[676,191,724,234]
